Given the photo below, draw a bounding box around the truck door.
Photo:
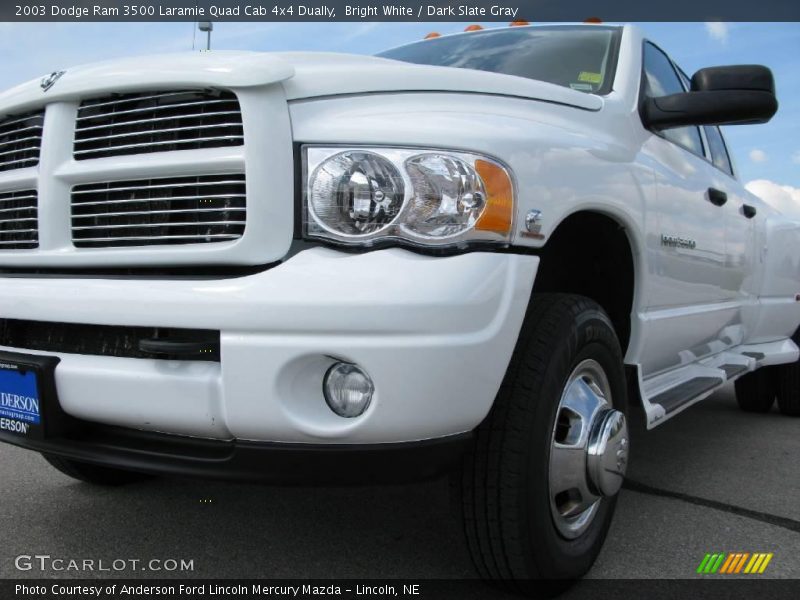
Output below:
[700,125,758,345]
[638,42,735,377]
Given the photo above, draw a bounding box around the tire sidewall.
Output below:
[519,305,628,578]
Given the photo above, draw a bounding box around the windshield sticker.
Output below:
[578,71,603,84]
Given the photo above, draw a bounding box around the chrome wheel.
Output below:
[548,359,629,539]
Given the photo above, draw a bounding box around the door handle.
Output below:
[742,204,757,219]
[707,188,728,206]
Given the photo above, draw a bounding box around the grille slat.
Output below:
[73,207,247,220]
[74,220,246,231]
[74,134,244,156]
[0,134,42,147]
[0,199,36,210]
[0,157,40,169]
[74,90,243,160]
[0,145,41,159]
[77,111,242,133]
[75,98,235,121]
[74,234,242,243]
[0,217,36,224]
[0,239,38,246]
[80,91,201,109]
[71,174,246,248]
[69,195,247,208]
[76,122,245,144]
[0,190,38,250]
[0,111,44,173]
[0,114,45,129]
[72,181,246,195]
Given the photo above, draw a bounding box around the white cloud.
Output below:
[745,180,800,219]
[705,22,729,43]
[792,151,800,165]
[749,149,768,163]
[339,22,383,44]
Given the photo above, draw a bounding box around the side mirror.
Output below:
[642,65,778,130]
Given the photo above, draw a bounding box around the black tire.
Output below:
[776,361,800,416]
[42,454,152,486]
[456,294,628,595]
[734,367,777,413]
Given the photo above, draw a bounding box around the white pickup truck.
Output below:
[0,23,796,590]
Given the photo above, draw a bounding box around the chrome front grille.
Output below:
[74,90,243,160]
[0,110,44,173]
[71,174,246,248]
[0,190,38,249]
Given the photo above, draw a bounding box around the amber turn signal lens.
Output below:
[464,25,484,32]
[475,160,513,236]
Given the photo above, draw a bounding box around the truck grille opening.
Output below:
[0,319,220,362]
[0,190,39,250]
[0,110,44,172]
[74,89,243,160]
[71,174,246,248]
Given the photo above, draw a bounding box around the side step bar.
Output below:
[720,363,749,379]
[651,377,722,415]
[637,337,799,429]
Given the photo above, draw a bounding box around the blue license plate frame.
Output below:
[0,351,65,440]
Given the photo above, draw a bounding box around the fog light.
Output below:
[323,362,374,418]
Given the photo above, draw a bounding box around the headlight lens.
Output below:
[404,154,486,238]
[303,146,514,247]
[309,151,404,236]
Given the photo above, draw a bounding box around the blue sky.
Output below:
[0,21,797,190]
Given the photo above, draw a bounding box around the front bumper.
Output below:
[0,420,473,484]
[0,247,538,445]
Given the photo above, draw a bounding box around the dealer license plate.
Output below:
[0,362,42,438]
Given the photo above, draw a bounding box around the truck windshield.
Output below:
[378,26,621,96]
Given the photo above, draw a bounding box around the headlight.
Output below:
[303,146,514,247]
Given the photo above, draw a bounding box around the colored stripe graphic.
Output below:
[744,553,773,574]
[758,553,773,573]
[751,554,766,573]
[697,552,772,574]
[745,554,759,573]
[734,553,750,573]
[710,553,726,573]
[719,553,737,573]
[698,553,727,574]
[697,554,712,573]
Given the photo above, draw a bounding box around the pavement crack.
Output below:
[622,479,800,534]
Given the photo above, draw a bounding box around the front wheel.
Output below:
[457,294,629,595]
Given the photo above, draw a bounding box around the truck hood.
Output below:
[276,52,603,111]
[0,50,602,113]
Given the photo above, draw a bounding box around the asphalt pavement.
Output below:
[0,385,798,590]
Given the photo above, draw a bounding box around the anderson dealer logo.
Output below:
[0,391,40,434]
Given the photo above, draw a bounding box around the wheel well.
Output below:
[532,212,635,353]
